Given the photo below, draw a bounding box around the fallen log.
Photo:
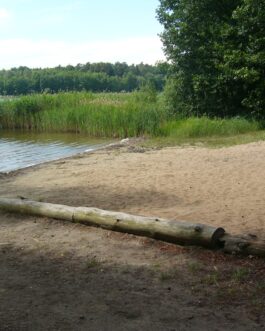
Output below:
[220,233,265,258]
[0,197,224,248]
[1,198,264,257]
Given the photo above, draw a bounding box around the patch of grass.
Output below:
[160,116,261,138]
[187,261,204,274]
[86,256,101,269]
[153,265,179,281]
[152,262,162,270]
[203,271,220,286]
[144,130,265,148]
[143,116,265,148]
[158,270,176,281]
[255,281,265,292]
[231,267,250,282]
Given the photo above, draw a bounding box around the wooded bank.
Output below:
[0,198,264,257]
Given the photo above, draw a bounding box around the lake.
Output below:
[0,131,111,173]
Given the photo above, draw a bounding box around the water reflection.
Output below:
[0,131,111,173]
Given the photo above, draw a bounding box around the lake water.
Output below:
[0,131,111,173]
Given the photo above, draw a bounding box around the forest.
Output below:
[0,62,168,95]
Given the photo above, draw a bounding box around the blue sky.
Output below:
[0,0,165,69]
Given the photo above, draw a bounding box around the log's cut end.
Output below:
[187,223,225,248]
[211,226,226,247]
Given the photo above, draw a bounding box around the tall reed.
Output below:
[0,92,262,139]
[0,92,164,137]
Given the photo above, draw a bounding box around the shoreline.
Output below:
[0,138,117,175]
[1,139,264,236]
[0,137,145,178]
[1,139,264,329]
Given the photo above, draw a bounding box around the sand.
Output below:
[0,141,264,330]
[1,140,264,235]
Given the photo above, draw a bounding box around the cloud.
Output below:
[0,37,165,69]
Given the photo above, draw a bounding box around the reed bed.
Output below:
[0,91,263,139]
[0,92,164,137]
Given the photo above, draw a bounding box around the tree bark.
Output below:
[219,233,265,258]
[0,197,224,248]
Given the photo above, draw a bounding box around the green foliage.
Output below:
[0,92,262,144]
[0,62,167,96]
[226,0,265,119]
[160,78,184,117]
[160,117,260,138]
[157,0,265,120]
[135,81,158,103]
[0,92,164,137]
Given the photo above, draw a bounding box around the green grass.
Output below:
[231,267,250,282]
[144,130,265,148]
[144,117,265,148]
[0,91,264,146]
[160,117,261,138]
[86,257,101,269]
[0,91,164,137]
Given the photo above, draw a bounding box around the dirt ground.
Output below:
[0,140,265,330]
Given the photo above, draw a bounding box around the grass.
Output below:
[86,256,101,269]
[147,116,264,147]
[144,117,265,148]
[0,92,164,137]
[187,261,204,274]
[231,267,250,282]
[160,116,261,137]
[144,130,265,148]
[0,91,264,146]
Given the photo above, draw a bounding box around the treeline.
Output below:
[157,0,265,120]
[0,62,169,95]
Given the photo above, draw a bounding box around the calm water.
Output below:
[0,131,111,173]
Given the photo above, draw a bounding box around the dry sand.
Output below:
[0,141,264,330]
[1,140,264,235]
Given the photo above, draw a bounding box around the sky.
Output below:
[0,0,165,69]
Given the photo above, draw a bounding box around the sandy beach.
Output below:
[1,140,265,235]
[0,141,264,330]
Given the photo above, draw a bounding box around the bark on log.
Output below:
[220,233,265,257]
[0,197,224,248]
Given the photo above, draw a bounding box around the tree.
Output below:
[157,0,265,120]
[226,0,265,119]
[0,62,167,95]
